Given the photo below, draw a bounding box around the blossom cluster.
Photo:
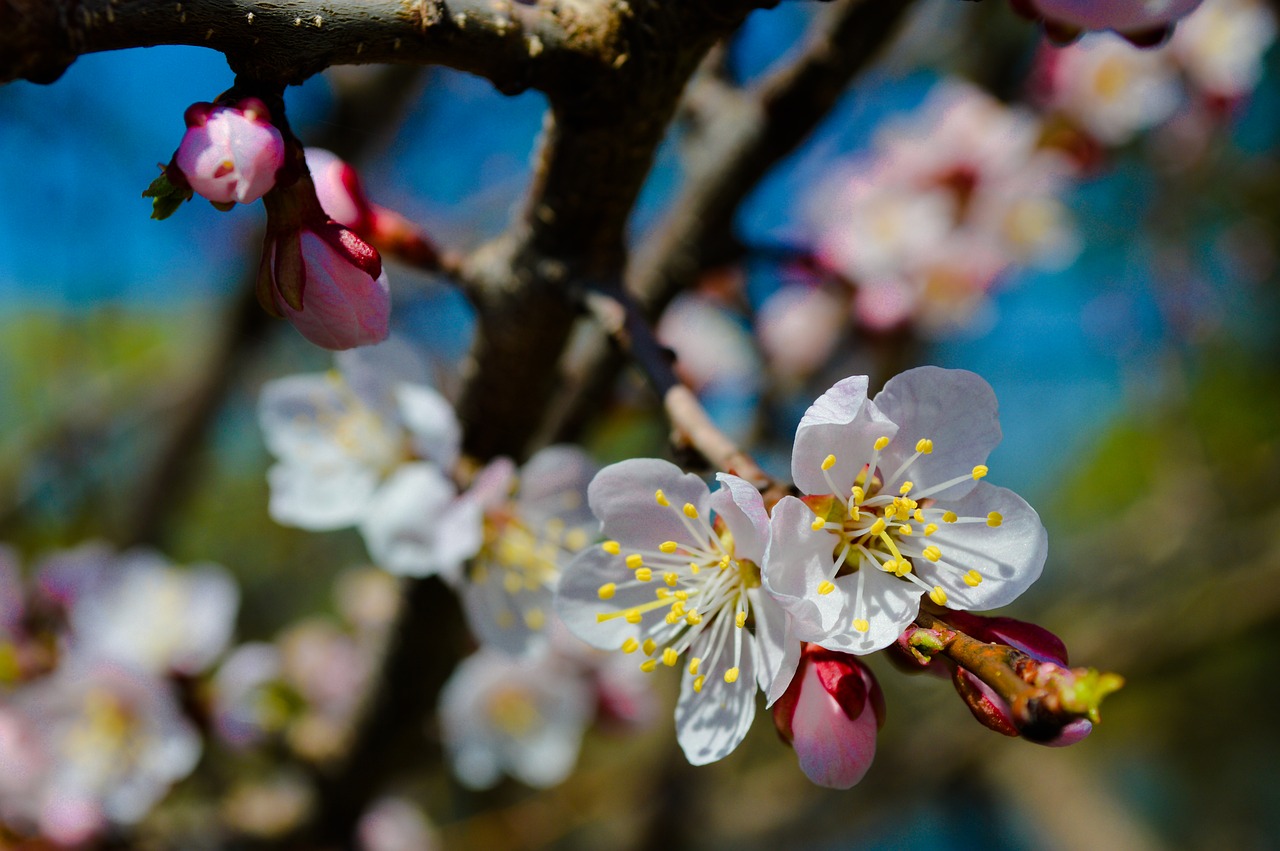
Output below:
[0,544,238,844]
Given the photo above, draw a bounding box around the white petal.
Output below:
[749,588,801,707]
[793,377,899,496]
[460,576,552,658]
[587,459,711,548]
[818,568,920,655]
[917,482,1046,610]
[267,461,379,530]
[555,547,652,651]
[872,367,1001,500]
[358,463,469,579]
[396,384,461,469]
[257,373,351,464]
[517,445,597,528]
[762,497,844,638]
[709,474,769,563]
[336,335,433,415]
[466,458,518,514]
[675,626,757,766]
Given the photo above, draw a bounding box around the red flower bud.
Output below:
[174,98,284,205]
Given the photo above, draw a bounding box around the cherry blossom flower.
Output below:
[1171,0,1277,99]
[772,644,885,788]
[764,368,1047,655]
[0,660,201,844]
[556,459,801,765]
[358,797,441,851]
[439,647,593,789]
[67,549,238,677]
[174,98,284,205]
[258,338,459,531]
[459,446,597,657]
[1040,35,1182,144]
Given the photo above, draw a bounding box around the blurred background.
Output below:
[1,0,1278,848]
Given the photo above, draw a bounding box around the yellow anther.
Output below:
[822,454,837,471]
[565,528,589,550]
[683,503,699,519]
[724,667,740,684]
[663,572,679,587]
[655,489,669,507]
[642,638,657,656]
[718,555,732,571]
[922,545,942,562]
[665,611,681,625]
[626,554,644,569]
[602,541,621,555]
[914,509,925,523]
[598,583,617,600]
[735,611,748,628]
[659,540,679,554]
[634,567,652,582]
[674,589,689,600]
[898,524,912,536]
[656,588,672,599]
[851,486,865,504]
[894,561,912,577]
[693,675,706,693]
[662,647,679,667]
[811,517,826,531]
[525,609,545,629]
[899,481,914,495]
[853,618,870,633]
[640,659,658,673]
[883,505,897,521]
[849,505,862,521]
[874,436,890,451]
[685,610,702,625]
[964,570,983,587]
[943,511,958,523]
[869,518,887,536]
[689,561,701,575]
[670,602,686,616]
[924,523,939,536]
[928,585,948,606]
[987,512,1003,528]
[915,438,934,454]
[621,637,640,654]
[972,465,989,480]
[625,609,642,624]
[688,657,702,675]
[817,580,836,596]
[878,559,897,573]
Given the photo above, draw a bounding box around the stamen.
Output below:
[915,438,934,454]
[734,611,747,628]
[688,657,701,675]
[822,454,837,471]
[922,545,942,562]
[662,648,679,667]
[943,511,958,523]
[626,554,643,569]
[724,667,740,684]
[928,585,948,606]
[602,541,621,555]
[811,517,826,531]
[683,503,699,519]
[987,512,1003,527]
[659,541,679,553]
[874,436,890,451]
[622,637,639,653]
[963,570,983,586]
[693,675,706,692]
[972,465,989,479]
[853,618,870,632]
[597,583,616,600]
[634,567,652,582]
[655,489,669,507]
[642,638,657,656]
[640,659,658,673]
[899,481,913,495]
[663,572,679,587]
[817,580,836,595]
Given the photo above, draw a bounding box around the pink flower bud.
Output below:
[259,222,390,350]
[953,667,1093,746]
[1021,0,1202,42]
[305,147,371,230]
[174,98,285,205]
[773,646,884,789]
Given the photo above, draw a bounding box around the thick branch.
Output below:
[0,0,624,89]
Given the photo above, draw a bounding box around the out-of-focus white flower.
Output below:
[69,549,238,677]
[358,797,440,851]
[764,368,1047,655]
[277,618,373,761]
[0,660,200,845]
[657,294,763,396]
[1172,0,1277,98]
[210,642,285,750]
[258,336,460,532]
[756,286,846,382]
[460,446,597,657]
[1042,35,1182,144]
[556,460,802,765]
[439,648,593,789]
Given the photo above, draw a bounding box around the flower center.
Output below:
[472,509,589,633]
[805,436,1000,631]
[594,491,760,692]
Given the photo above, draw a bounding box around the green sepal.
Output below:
[142,171,193,221]
[209,200,236,213]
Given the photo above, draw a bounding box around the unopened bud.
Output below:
[305,147,371,230]
[174,98,285,205]
[773,645,883,789]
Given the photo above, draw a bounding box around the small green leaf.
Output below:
[142,171,193,221]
